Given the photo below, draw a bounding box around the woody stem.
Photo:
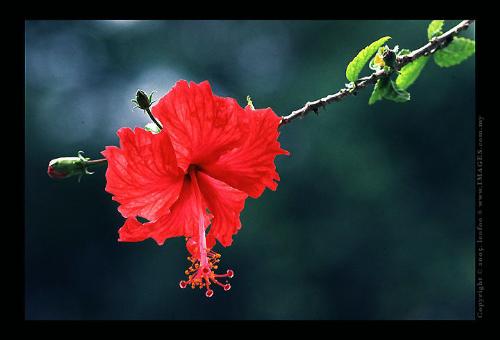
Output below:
[50,20,474,180]
[279,19,474,127]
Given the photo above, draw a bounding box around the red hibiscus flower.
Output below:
[102,80,288,297]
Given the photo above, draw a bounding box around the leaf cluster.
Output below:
[344,20,475,105]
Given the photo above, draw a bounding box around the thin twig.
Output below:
[279,20,474,127]
[58,20,474,169]
[146,107,163,131]
[86,158,108,166]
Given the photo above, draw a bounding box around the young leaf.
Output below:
[346,36,391,82]
[384,80,411,103]
[397,48,411,56]
[427,20,445,40]
[368,78,388,105]
[434,37,475,67]
[395,56,429,90]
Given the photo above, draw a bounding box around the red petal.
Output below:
[148,176,212,246]
[117,177,212,246]
[196,171,247,247]
[102,127,184,221]
[118,217,150,242]
[186,237,200,258]
[202,106,289,198]
[151,80,242,171]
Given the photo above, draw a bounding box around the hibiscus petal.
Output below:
[118,217,150,242]
[196,172,248,247]
[148,176,214,246]
[117,177,212,246]
[151,80,242,171]
[202,106,289,198]
[102,127,184,221]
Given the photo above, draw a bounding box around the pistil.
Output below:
[178,169,234,297]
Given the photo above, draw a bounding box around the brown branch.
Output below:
[49,21,475,176]
[279,20,475,127]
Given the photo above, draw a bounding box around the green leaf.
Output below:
[395,56,429,90]
[434,37,475,67]
[368,78,388,105]
[427,20,445,40]
[384,80,411,102]
[369,78,410,104]
[144,122,161,134]
[346,36,391,82]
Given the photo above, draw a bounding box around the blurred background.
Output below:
[25,20,475,320]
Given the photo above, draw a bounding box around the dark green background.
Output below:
[25,20,475,320]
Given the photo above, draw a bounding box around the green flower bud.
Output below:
[47,151,94,180]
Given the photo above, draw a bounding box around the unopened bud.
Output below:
[47,157,85,179]
[47,151,94,180]
[133,89,156,111]
[136,90,151,110]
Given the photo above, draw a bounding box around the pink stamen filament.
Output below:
[178,169,234,297]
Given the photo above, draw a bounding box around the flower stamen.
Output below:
[178,168,235,297]
[179,249,234,298]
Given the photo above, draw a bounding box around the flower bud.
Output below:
[47,157,86,179]
[47,151,94,180]
[135,90,152,110]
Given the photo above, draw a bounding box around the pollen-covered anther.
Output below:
[180,249,235,297]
